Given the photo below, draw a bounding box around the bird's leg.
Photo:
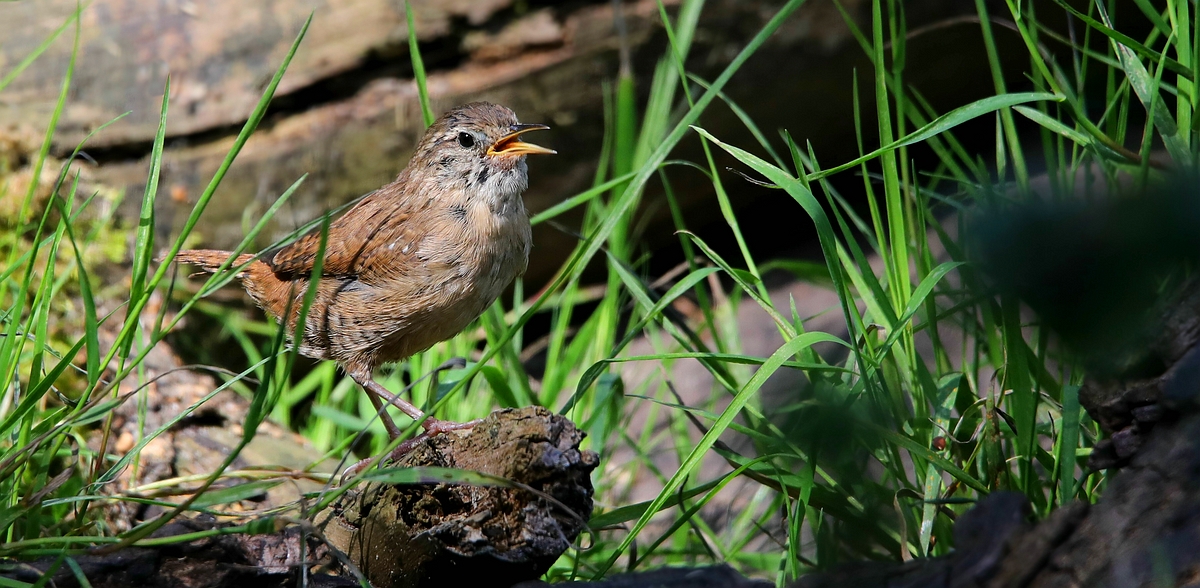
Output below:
[343,361,484,480]
[422,357,484,435]
[349,370,428,427]
[355,359,481,435]
[343,369,432,481]
[340,433,432,481]
[364,392,404,440]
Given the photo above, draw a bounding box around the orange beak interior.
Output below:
[487,124,556,157]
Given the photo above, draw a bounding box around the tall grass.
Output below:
[554,0,1195,579]
[0,0,1194,584]
[0,8,315,560]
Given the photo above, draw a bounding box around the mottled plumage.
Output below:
[172,102,553,441]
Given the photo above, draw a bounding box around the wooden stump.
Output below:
[320,407,598,588]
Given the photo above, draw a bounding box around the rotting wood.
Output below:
[320,406,598,588]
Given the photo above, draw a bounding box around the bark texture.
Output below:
[319,406,599,588]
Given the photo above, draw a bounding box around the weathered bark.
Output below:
[0,0,527,147]
[320,406,598,588]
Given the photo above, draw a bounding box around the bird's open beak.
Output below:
[487,124,557,157]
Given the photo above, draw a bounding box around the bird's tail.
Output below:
[167,250,292,323]
[169,250,258,275]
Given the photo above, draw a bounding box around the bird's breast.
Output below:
[417,199,530,304]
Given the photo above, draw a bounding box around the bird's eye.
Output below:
[457,132,475,149]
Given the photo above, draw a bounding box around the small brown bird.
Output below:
[171,102,554,451]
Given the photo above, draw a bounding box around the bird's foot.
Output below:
[379,416,483,462]
[422,416,483,435]
[339,416,484,483]
[340,435,429,482]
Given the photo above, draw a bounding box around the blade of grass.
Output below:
[122,77,170,359]
[1050,0,1191,80]
[405,0,435,127]
[52,190,99,389]
[804,92,1061,182]
[529,171,638,225]
[974,0,1030,190]
[1056,384,1081,504]
[0,9,77,92]
[593,331,843,576]
[1096,0,1188,162]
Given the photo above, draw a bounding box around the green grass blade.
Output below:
[122,77,170,359]
[690,126,857,342]
[1051,0,1190,80]
[869,423,987,493]
[1056,384,1081,503]
[0,10,76,92]
[594,331,844,576]
[405,0,435,127]
[564,266,722,413]
[1001,296,1037,498]
[805,92,1061,181]
[680,232,797,338]
[917,373,960,554]
[529,171,638,225]
[1096,1,1188,162]
[633,455,776,565]
[52,191,100,387]
[688,74,787,167]
[875,261,963,359]
[1013,105,1094,146]
[1130,0,1173,36]
[191,481,283,509]
[0,339,86,439]
[870,0,911,334]
[589,478,721,528]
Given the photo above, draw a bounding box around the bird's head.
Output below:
[411,102,555,200]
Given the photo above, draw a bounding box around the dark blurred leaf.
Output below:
[972,174,1200,376]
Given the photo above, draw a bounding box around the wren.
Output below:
[171,102,554,452]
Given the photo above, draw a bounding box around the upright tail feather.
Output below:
[170,250,258,274]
